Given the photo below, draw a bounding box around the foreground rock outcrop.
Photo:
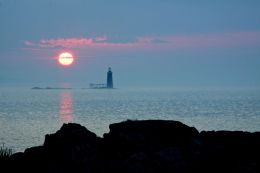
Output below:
[4,120,260,173]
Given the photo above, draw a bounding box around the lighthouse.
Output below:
[107,67,113,88]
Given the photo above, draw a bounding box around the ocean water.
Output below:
[0,87,260,152]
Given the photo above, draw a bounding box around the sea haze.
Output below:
[0,87,260,152]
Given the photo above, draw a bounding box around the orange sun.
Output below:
[58,52,74,66]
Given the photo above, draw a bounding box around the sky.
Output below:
[0,0,260,87]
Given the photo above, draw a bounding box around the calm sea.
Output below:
[0,87,260,152]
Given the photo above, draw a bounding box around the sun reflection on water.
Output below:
[59,92,73,123]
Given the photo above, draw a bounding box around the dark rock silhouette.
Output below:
[4,120,260,173]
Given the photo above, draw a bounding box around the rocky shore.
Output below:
[3,120,260,173]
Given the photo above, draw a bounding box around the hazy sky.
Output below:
[1,0,260,87]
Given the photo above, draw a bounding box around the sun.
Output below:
[58,52,74,66]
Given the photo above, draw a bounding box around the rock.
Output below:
[9,123,101,173]
[197,131,260,173]
[5,120,260,173]
[101,120,199,173]
[43,123,101,173]
[103,120,199,152]
[44,123,98,148]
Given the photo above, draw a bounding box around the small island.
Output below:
[32,87,72,90]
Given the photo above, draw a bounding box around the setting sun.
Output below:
[58,52,74,66]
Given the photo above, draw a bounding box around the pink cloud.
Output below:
[136,37,154,44]
[39,38,93,48]
[160,32,260,49]
[24,40,35,46]
[24,31,260,51]
[95,36,107,42]
[25,36,131,48]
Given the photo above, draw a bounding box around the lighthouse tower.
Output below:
[107,67,113,88]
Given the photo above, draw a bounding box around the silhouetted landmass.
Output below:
[32,87,72,90]
[3,120,260,173]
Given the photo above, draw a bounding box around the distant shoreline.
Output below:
[31,87,72,90]
[32,87,116,90]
